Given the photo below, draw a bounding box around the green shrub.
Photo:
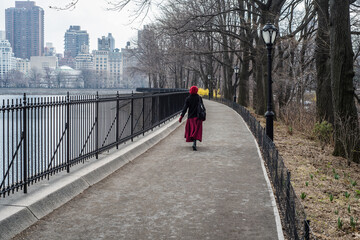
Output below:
[313,121,333,144]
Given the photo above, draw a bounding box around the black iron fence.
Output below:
[216,98,315,240]
[1,91,188,197]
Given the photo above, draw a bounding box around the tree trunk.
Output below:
[329,0,360,162]
[239,50,250,107]
[238,0,250,107]
[315,0,333,124]
[254,44,267,115]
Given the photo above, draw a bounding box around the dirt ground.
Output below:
[253,114,360,240]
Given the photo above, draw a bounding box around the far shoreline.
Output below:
[0,88,136,96]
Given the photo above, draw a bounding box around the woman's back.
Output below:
[182,94,203,119]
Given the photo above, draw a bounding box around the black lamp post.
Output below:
[233,66,239,103]
[261,22,278,141]
[207,74,211,100]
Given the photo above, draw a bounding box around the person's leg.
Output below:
[192,140,197,151]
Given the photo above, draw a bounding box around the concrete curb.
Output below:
[0,116,183,240]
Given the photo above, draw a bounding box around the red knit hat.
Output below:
[189,86,198,95]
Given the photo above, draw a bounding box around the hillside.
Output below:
[254,114,360,239]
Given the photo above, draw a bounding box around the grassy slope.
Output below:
[253,113,360,240]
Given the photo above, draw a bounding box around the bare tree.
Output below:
[28,68,42,88]
[1,69,26,87]
[137,24,169,88]
[43,67,53,88]
[330,0,360,162]
[80,69,97,88]
[10,70,27,87]
[1,72,11,88]
[55,71,65,88]
[335,113,360,165]
[315,0,333,124]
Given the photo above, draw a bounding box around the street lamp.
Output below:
[233,66,239,103]
[207,74,211,100]
[261,22,278,141]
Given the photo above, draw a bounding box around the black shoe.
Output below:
[192,145,197,151]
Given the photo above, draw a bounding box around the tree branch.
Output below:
[49,0,79,10]
[252,0,267,10]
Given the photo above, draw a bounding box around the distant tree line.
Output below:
[49,0,360,163]
[128,0,360,163]
[0,67,147,89]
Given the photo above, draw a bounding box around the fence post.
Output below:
[22,93,27,193]
[131,91,134,142]
[116,91,119,149]
[95,92,99,159]
[158,94,161,126]
[142,93,145,136]
[286,171,291,223]
[304,219,310,240]
[151,93,155,131]
[275,150,279,197]
[66,92,70,173]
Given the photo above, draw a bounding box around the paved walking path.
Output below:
[11,100,283,240]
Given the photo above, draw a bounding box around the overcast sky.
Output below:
[0,0,151,54]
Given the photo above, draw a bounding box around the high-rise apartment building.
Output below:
[93,32,122,87]
[16,58,31,75]
[98,33,115,51]
[109,49,122,87]
[75,44,93,70]
[5,1,44,59]
[0,31,6,41]
[44,42,56,56]
[0,40,17,77]
[93,49,109,86]
[64,26,89,58]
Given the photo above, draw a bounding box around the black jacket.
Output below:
[181,94,205,119]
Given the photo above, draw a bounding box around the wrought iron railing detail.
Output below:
[0,91,188,197]
[215,98,315,240]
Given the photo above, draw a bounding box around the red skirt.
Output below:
[184,117,203,142]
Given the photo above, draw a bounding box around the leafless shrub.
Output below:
[334,113,360,166]
[279,102,317,137]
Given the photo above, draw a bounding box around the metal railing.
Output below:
[1,91,188,197]
[216,98,315,240]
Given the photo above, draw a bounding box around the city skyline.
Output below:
[0,0,149,55]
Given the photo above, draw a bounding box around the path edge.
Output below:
[235,107,285,240]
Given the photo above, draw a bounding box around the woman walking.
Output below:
[179,86,205,151]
